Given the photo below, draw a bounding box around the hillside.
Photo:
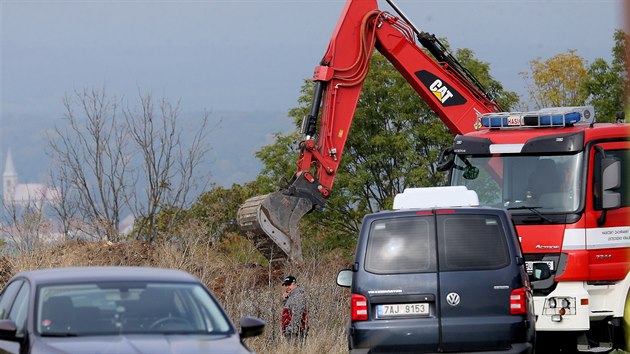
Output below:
[1,238,352,354]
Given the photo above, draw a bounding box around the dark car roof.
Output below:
[11,266,199,285]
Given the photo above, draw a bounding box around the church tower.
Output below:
[3,149,17,204]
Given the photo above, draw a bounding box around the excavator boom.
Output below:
[237,0,501,263]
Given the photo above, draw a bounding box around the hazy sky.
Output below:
[0,0,626,186]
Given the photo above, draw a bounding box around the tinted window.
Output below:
[365,216,436,274]
[438,214,509,271]
[0,281,23,320]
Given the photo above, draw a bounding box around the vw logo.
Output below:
[446,292,460,306]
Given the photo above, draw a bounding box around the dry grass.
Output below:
[1,231,353,354]
[6,236,630,354]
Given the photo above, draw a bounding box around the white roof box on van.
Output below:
[393,186,479,210]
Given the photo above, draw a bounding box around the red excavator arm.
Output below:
[237,0,501,263]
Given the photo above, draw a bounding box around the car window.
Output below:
[190,286,232,333]
[8,282,30,336]
[0,280,23,320]
[438,214,510,271]
[37,282,233,336]
[365,216,437,274]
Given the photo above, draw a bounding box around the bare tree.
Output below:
[48,87,211,243]
[46,166,80,241]
[1,195,53,254]
[49,88,130,241]
[124,95,211,242]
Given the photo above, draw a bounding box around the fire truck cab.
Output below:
[443,106,630,352]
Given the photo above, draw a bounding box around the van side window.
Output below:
[438,215,509,271]
[365,216,436,274]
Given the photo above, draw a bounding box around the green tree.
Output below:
[147,181,261,242]
[186,183,257,243]
[255,131,302,193]
[582,29,628,122]
[522,50,589,108]
[256,50,517,250]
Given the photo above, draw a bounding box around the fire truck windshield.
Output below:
[450,152,583,214]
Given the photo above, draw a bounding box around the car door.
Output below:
[0,280,25,354]
[357,213,441,352]
[586,141,630,281]
[436,211,521,352]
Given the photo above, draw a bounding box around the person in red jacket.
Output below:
[281,275,309,344]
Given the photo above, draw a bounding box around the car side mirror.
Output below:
[436,147,454,172]
[463,165,479,180]
[530,263,551,281]
[239,316,264,339]
[0,320,17,338]
[600,157,621,210]
[336,269,352,288]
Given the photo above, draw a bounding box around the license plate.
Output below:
[377,303,429,318]
[525,260,554,273]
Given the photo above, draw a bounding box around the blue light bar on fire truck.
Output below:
[480,106,595,128]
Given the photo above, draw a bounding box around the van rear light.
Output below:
[510,287,527,315]
[351,294,368,321]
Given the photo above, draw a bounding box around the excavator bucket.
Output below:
[237,191,313,263]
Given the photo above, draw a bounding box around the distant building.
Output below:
[2,149,59,208]
[1,149,134,240]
